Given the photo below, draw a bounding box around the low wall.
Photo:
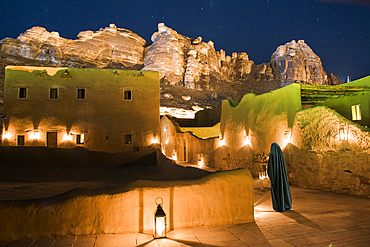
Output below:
[0,169,254,241]
[284,144,370,197]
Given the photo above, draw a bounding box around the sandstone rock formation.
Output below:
[0,23,341,120]
[271,40,329,86]
[220,51,254,83]
[0,24,147,69]
[142,23,192,85]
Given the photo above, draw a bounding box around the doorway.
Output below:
[47,132,57,147]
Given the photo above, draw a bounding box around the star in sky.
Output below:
[0,0,369,81]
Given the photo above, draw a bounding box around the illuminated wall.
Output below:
[160,115,217,165]
[2,66,160,152]
[0,169,254,241]
[215,83,302,170]
[285,106,370,196]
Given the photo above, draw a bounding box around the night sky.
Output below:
[1,0,369,81]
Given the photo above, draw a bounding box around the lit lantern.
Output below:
[153,197,166,238]
[339,124,348,141]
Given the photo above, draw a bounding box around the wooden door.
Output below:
[47,132,57,148]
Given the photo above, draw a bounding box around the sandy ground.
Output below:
[0,146,210,201]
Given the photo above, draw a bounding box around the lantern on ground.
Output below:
[153,197,166,238]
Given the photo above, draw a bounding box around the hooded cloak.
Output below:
[267,142,292,212]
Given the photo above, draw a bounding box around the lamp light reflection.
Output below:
[198,156,204,168]
[2,131,10,139]
[171,152,177,161]
[282,130,291,148]
[151,136,160,144]
[63,133,73,142]
[339,124,348,141]
[243,135,251,146]
[219,134,225,147]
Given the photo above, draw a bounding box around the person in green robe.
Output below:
[267,142,292,212]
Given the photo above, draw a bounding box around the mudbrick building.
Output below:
[1,66,160,152]
[161,75,370,197]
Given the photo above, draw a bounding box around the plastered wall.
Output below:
[0,169,254,241]
[2,66,160,152]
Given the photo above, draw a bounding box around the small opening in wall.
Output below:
[77,88,86,100]
[76,134,84,144]
[17,135,25,146]
[50,88,58,99]
[124,90,132,101]
[124,134,132,144]
[19,88,27,99]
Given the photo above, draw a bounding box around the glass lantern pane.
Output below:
[154,216,166,238]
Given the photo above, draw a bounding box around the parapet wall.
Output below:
[0,169,254,241]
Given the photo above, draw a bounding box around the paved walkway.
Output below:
[1,179,370,247]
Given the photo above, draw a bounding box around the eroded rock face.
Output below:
[0,24,148,69]
[142,23,192,85]
[220,51,255,83]
[184,39,221,90]
[271,40,328,86]
[0,24,341,120]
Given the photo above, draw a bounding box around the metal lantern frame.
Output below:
[153,197,166,238]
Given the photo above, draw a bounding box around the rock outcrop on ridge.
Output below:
[0,24,147,70]
[271,39,330,87]
[0,23,341,118]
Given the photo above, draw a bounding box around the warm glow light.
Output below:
[339,124,348,141]
[259,171,268,180]
[243,135,251,146]
[282,130,291,148]
[2,131,10,139]
[63,133,73,142]
[165,139,169,144]
[171,152,177,161]
[151,136,160,144]
[219,134,225,147]
[30,131,40,140]
[155,217,165,237]
[198,156,204,168]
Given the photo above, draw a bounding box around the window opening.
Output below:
[124,134,132,144]
[50,88,58,99]
[19,88,27,99]
[76,134,85,144]
[77,88,86,99]
[124,90,132,100]
[351,105,362,121]
[17,135,25,146]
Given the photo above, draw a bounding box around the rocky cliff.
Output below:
[0,23,341,118]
